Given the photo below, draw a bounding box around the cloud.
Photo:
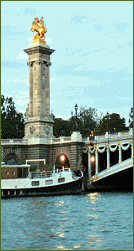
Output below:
[4,61,25,69]
[127,42,133,47]
[1,60,26,68]
[1,25,28,38]
[16,50,28,59]
[46,37,53,45]
[94,22,105,32]
[1,75,29,85]
[111,22,131,32]
[15,91,29,106]
[71,15,89,25]
[50,78,58,83]
[22,7,37,16]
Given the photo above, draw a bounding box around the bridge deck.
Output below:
[86,158,133,191]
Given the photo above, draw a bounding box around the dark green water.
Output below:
[1,192,133,250]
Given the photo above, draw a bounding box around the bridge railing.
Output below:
[1,139,28,145]
[90,158,133,184]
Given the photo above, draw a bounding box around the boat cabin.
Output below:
[1,165,30,179]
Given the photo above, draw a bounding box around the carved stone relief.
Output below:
[30,126,35,134]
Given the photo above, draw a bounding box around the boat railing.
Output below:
[28,167,71,179]
[29,171,53,179]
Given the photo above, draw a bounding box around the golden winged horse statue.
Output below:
[30,17,47,44]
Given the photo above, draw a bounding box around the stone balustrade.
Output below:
[1,129,133,146]
[83,129,133,144]
[1,139,28,145]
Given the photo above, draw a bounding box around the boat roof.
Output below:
[1,164,30,167]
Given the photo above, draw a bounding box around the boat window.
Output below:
[6,171,9,175]
[45,179,53,185]
[17,168,22,178]
[32,181,39,186]
[58,177,65,183]
[23,168,28,178]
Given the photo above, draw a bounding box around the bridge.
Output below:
[86,158,133,191]
[1,129,133,191]
[83,128,133,191]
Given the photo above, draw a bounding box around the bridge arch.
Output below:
[2,148,22,165]
[4,153,19,165]
[55,154,70,169]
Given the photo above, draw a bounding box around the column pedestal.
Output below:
[24,43,55,144]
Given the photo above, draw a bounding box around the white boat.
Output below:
[1,159,83,198]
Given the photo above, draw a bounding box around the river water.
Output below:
[1,192,133,250]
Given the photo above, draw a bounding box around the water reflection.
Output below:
[87,234,103,249]
[87,214,99,219]
[1,193,133,250]
[87,192,101,204]
[56,200,64,207]
[74,244,81,248]
[58,233,65,238]
[57,246,72,250]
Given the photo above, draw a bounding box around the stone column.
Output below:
[95,147,99,174]
[28,62,33,118]
[88,147,91,178]
[118,142,122,163]
[24,44,55,143]
[107,145,110,169]
[32,60,43,117]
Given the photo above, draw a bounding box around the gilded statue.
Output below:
[30,17,47,44]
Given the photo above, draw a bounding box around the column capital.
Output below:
[118,140,121,146]
[27,61,34,67]
[106,148,109,152]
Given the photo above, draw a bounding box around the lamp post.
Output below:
[106,111,109,132]
[88,130,96,176]
[74,103,79,131]
[89,131,94,146]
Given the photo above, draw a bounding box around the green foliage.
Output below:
[53,108,128,137]
[30,165,37,172]
[98,113,127,134]
[44,164,53,171]
[53,106,101,137]
[1,94,24,139]
[78,106,99,137]
[53,118,72,137]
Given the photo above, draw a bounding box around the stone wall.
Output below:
[1,141,84,170]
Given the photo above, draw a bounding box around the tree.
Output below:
[53,106,101,138]
[78,106,100,137]
[1,94,24,139]
[53,118,71,137]
[98,113,127,134]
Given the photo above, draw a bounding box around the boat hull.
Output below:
[1,177,83,198]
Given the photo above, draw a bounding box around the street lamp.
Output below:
[89,131,94,146]
[106,111,109,132]
[75,103,78,116]
[91,156,95,162]
[74,103,79,131]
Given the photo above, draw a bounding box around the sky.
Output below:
[1,1,133,126]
